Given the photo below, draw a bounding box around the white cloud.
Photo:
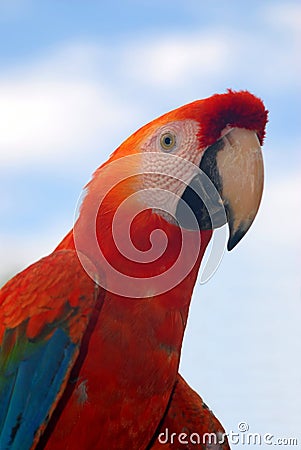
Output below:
[0,36,228,169]
[265,3,301,32]
[255,170,301,249]
[122,25,300,93]
[257,3,301,91]
[0,20,299,169]
[123,33,229,87]
[0,43,137,167]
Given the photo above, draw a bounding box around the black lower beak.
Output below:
[175,138,226,231]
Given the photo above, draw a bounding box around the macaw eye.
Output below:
[160,132,176,152]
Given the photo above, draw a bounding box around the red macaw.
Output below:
[0,90,268,449]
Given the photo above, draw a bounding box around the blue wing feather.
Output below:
[0,249,100,449]
[0,328,77,450]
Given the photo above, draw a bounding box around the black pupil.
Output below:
[164,136,172,146]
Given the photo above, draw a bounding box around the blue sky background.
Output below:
[0,0,300,447]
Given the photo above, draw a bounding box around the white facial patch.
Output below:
[138,120,203,222]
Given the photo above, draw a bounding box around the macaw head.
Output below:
[75,90,268,297]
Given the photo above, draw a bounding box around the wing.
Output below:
[150,374,230,450]
[0,249,102,450]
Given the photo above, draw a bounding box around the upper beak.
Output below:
[211,128,264,250]
[176,127,264,250]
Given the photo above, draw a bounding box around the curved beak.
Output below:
[176,127,264,251]
[215,128,264,250]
